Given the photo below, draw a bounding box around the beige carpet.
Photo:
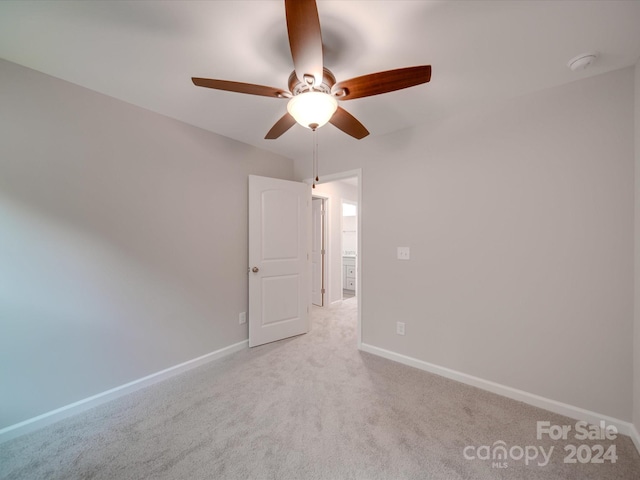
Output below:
[1,297,639,479]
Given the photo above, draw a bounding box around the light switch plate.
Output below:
[397,247,410,260]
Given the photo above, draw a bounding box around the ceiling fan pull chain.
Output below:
[312,128,318,188]
[314,128,319,183]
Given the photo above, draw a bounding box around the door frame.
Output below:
[311,195,327,307]
[305,168,362,348]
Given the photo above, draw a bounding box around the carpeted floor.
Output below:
[1,297,639,479]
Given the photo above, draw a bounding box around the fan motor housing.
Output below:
[288,68,336,96]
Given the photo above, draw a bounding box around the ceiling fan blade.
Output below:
[265,112,297,139]
[329,107,369,140]
[192,78,289,98]
[332,65,432,101]
[285,0,323,86]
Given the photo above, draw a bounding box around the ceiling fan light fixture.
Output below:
[287,91,338,130]
[192,0,430,140]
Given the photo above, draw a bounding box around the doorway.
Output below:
[311,197,325,307]
[341,199,357,300]
[308,169,362,347]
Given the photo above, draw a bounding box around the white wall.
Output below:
[312,181,358,304]
[342,214,357,254]
[0,59,294,429]
[297,67,635,422]
[634,59,640,435]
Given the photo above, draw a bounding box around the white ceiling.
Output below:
[1,0,640,162]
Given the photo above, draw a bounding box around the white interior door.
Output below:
[249,175,311,347]
[311,198,325,306]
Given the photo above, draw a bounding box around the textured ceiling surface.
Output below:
[1,0,640,161]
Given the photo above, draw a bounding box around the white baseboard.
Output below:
[359,343,639,454]
[0,340,248,444]
[631,424,640,455]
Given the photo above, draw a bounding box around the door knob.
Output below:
[252,266,259,273]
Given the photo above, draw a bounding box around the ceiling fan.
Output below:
[192,0,431,140]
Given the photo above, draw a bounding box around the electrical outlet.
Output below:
[396,321,405,335]
[397,247,410,260]
[239,312,246,325]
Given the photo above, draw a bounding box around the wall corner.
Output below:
[633,58,640,444]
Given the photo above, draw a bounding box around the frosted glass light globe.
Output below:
[287,92,338,130]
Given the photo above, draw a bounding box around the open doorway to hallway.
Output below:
[341,199,357,300]
[311,197,326,307]
[311,175,358,303]
[307,169,362,347]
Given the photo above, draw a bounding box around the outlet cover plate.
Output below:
[397,247,410,260]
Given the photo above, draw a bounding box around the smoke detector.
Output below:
[567,53,597,71]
